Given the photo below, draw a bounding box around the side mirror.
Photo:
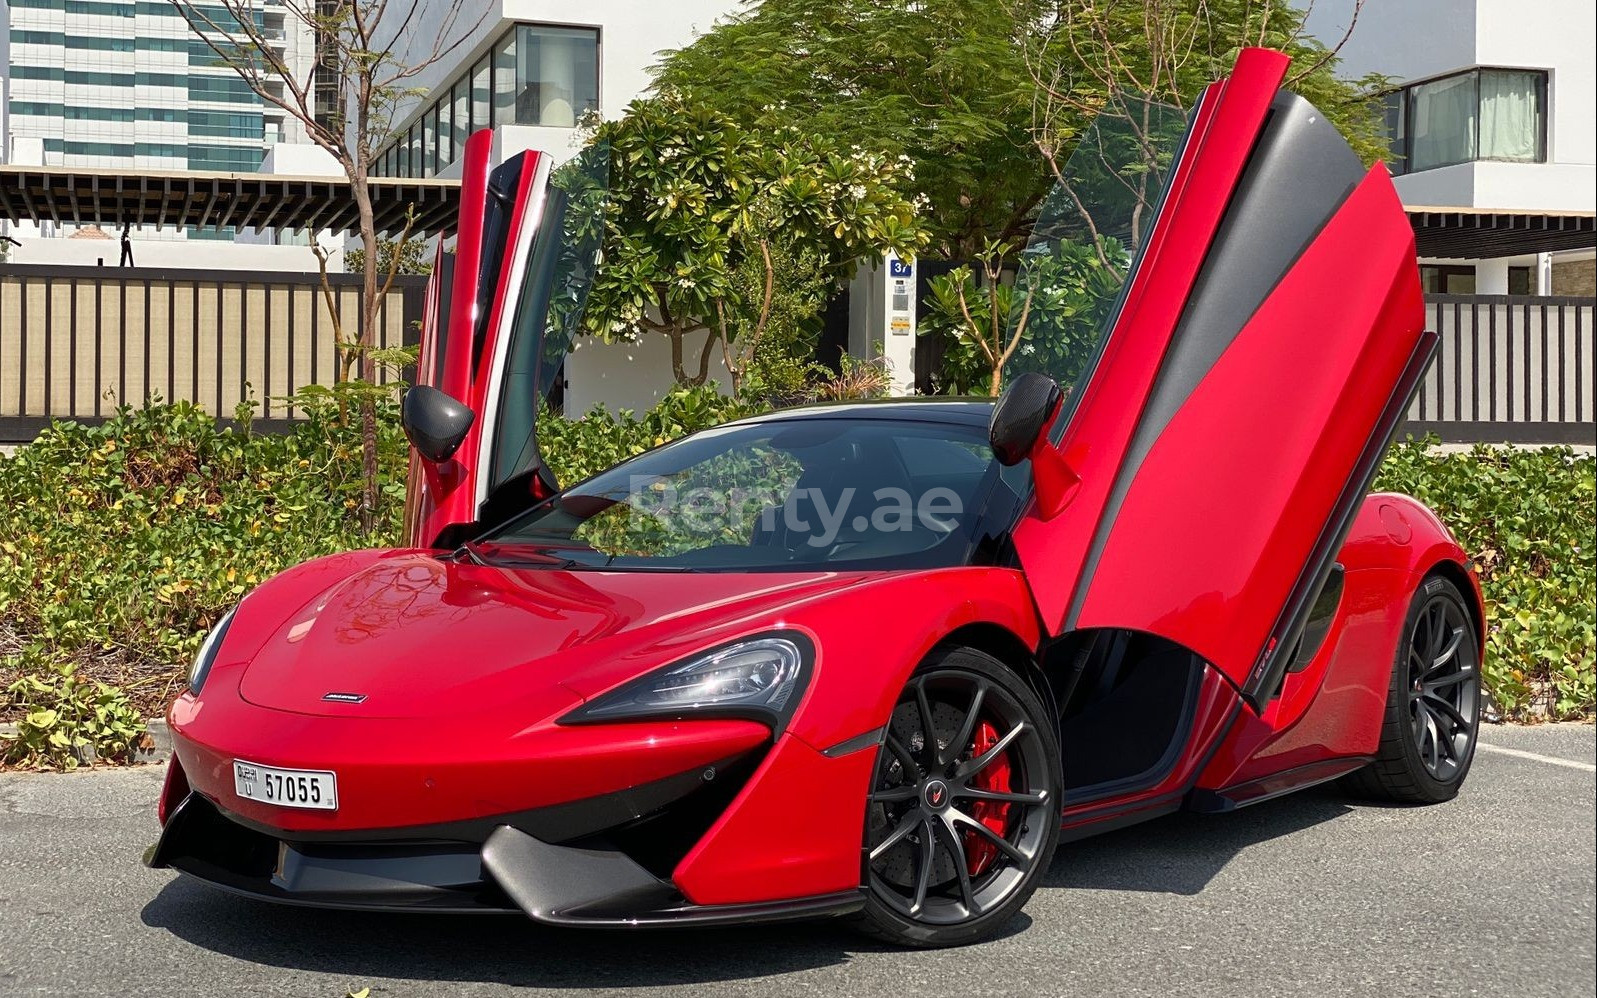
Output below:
[990,372,1080,521]
[989,372,1062,465]
[402,385,475,463]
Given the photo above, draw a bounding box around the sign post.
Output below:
[848,252,917,395]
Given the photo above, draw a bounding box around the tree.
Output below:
[584,94,926,390]
[656,0,1045,261]
[657,0,1387,335]
[1010,0,1387,194]
[168,0,481,533]
[345,237,434,277]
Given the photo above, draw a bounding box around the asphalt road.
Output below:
[1,725,1592,998]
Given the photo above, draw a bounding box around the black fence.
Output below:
[0,264,428,442]
[1405,294,1594,445]
[1,265,1592,448]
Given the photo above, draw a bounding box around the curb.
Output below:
[0,717,173,766]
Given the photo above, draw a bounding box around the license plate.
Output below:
[233,760,337,811]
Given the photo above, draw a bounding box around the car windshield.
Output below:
[477,415,1025,572]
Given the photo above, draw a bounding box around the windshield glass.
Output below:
[479,415,1025,571]
[1003,100,1188,406]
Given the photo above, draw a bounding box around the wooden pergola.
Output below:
[0,164,461,235]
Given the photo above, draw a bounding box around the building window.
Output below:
[374,22,600,178]
[63,141,136,157]
[493,31,518,127]
[10,101,65,118]
[472,57,491,133]
[66,35,135,51]
[422,106,438,177]
[188,110,264,139]
[452,77,469,157]
[188,144,264,171]
[1420,265,1476,295]
[13,66,66,81]
[1382,68,1547,175]
[66,106,136,122]
[1507,265,1536,296]
[11,29,65,45]
[513,24,598,127]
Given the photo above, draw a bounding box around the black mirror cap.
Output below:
[989,372,1063,466]
[402,385,475,464]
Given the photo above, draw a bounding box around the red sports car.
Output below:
[147,49,1484,948]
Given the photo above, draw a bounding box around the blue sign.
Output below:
[889,259,914,278]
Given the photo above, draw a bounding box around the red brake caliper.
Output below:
[963,720,1014,877]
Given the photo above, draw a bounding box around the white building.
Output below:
[374,1,751,413]
[1,0,333,268]
[1306,0,1596,295]
[373,1,737,181]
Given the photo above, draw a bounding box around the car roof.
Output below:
[729,398,997,430]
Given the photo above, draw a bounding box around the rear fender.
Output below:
[1197,493,1475,790]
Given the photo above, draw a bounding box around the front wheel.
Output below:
[855,647,1062,947]
[1343,574,1482,804]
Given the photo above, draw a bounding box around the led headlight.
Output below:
[562,633,813,731]
[187,607,236,695]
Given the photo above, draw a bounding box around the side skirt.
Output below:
[1184,755,1373,814]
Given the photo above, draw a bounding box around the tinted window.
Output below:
[480,417,1013,572]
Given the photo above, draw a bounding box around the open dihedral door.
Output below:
[404,131,606,549]
[1013,48,1433,710]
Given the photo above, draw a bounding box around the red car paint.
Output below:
[153,48,1484,930]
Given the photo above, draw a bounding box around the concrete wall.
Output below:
[563,328,732,416]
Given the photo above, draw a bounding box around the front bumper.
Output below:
[160,692,882,918]
[146,789,864,926]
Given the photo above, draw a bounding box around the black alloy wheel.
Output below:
[856,646,1062,947]
[1344,575,1482,804]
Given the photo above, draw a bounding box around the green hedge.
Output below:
[2,399,1591,739]
[1375,439,1594,719]
[0,396,406,710]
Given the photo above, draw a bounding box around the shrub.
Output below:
[0,391,408,715]
[3,394,1590,737]
[1375,439,1595,719]
[2,661,145,770]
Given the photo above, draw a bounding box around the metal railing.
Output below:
[0,264,428,442]
[1406,294,1594,445]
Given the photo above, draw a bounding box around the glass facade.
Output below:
[5,0,302,241]
[374,22,601,178]
[1382,68,1547,175]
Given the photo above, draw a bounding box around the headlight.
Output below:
[561,633,812,731]
[188,608,236,695]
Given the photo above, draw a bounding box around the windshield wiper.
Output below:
[450,541,488,566]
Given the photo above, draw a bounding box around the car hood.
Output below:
[235,550,872,719]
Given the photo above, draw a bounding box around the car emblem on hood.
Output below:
[321,692,368,704]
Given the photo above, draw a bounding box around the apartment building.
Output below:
[1,0,328,264]
[1307,0,1596,295]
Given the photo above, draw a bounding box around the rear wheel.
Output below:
[855,647,1062,947]
[1343,575,1481,804]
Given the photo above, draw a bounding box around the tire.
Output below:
[1342,574,1481,804]
[853,646,1063,947]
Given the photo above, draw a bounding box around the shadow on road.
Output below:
[1048,785,1354,895]
[139,787,1351,984]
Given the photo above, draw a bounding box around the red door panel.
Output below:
[1013,48,1430,706]
[1012,49,1290,632]
[1072,170,1425,687]
[403,133,551,548]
